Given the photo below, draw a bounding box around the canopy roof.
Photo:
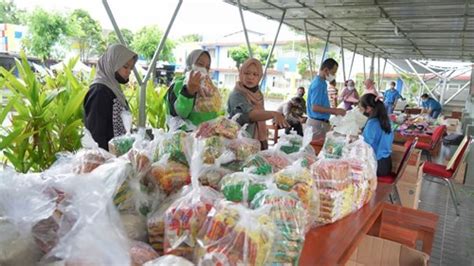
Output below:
[223,0,474,62]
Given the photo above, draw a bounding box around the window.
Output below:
[14,31,22,39]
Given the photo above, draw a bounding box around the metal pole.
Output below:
[440,77,447,105]
[340,37,346,82]
[377,55,381,89]
[379,58,387,90]
[303,20,313,76]
[237,0,253,58]
[445,81,471,104]
[102,0,142,86]
[320,31,331,68]
[348,44,357,79]
[262,9,286,88]
[363,55,366,80]
[405,59,437,100]
[139,0,182,127]
[369,53,375,80]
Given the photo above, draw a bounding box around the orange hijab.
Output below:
[234,58,267,141]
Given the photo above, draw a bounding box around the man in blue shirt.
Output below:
[383,81,403,114]
[421,93,442,119]
[306,58,346,141]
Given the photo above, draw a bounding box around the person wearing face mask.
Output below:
[383,81,403,114]
[363,79,379,96]
[306,58,346,141]
[359,93,394,177]
[166,49,220,127]
[84,44,138,150]
[420,93,442,119]
[338,79,360,110]
[227,58,289,150]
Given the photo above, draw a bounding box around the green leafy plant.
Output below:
[0,53,88,172]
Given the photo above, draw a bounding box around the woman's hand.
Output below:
[273,112,290,128]
[186,71,202,95]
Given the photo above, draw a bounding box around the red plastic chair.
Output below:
[416,125,446,161]
[378,138,418,204]
[422,136,472,216]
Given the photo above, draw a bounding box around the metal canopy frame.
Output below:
[103,0,183,128]
[223,0,474,62]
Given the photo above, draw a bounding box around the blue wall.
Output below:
[276,57,297,72]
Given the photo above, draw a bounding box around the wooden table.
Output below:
[299,183,392,266]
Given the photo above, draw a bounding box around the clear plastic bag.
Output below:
[0,170,56,265]
[242,154,273,175]
[199,150,235,189]
[129,240,160,266]
[148,154,191,195]
[39,160,132,265]
[311,159,351,190]
[259,149,293,172]
[192,75,222,113]
[143,255,194,266]
[320,131,348,159]
[226,135,261,161]
[288,127,318,168]
[202,136,226,164]
[219,170,272,205]
[153,130,191,166]
[275,133,303,154]
[250,183,308,265]
[108,111,136,156]
[329,106,367,136]
[274,160,319,227]
[195,202,275,266]
[195,116,241,139]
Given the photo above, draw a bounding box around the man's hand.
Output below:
[273,112,290,128]
[333,108,346,116]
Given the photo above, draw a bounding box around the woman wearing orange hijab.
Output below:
[227,58,289,150]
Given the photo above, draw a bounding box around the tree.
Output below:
[0,0,26,24]
[131,26,175,63]
[178,33,203,43]
[228,45,276,69]
[69,9,104,61]
[22,8,70,61]
[106,28,134,47]
[297,57,312,79]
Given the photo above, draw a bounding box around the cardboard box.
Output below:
[396,178,422,209]
[392,144,422,184]
[346,235,429,266]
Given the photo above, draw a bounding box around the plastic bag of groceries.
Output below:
[219,169,272,205]
[259,149,293,172]
[311,159,354,224]
[143,255,194,266]
[242,153,274,175]
[185,67,222,113]
[198,150,235,189]
[288,127,318,168]
[108,111,136,156]
[195,116,241,139]
[162,139,223,261]
[226,133,261,162]
[274,160,320,227]
[250,183,309,265]
[148,154,191,196]
[129,240,159,266]
[0,169,55,265]
[39,160,132,265]
[195,201,275,266]
[153,129,191,166]
[319,131,348,159]
[45,130,114,176]
[329,106,367,136]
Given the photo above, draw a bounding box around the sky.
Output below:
[12,0,296,40]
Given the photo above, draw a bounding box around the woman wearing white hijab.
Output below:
[84,44,138,150]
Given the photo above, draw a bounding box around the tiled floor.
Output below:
[417,144,474,266]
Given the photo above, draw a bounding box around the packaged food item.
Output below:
[320,131,347,159]
[195,202,275,266]
[120,213,148,242]
[198,150,235,189]
[129,241,159,266]
[143,255,194,266]
[194,76,222,113]
[219,171,271,204]
[242,154,273,175]
[250,184,308,265]
[149,155,191,195]
[274,160,319,226]
[226,136,261,161]
[318,186,354,224]
[311,159,350,190]
[147,195,179,255]
[276,133,303,154]
[196,117,241,139]
[108,111,136,156]
[202,136,225,164]
[154,130,190,166]
[288,127,318,168]
[259,150,292,172]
